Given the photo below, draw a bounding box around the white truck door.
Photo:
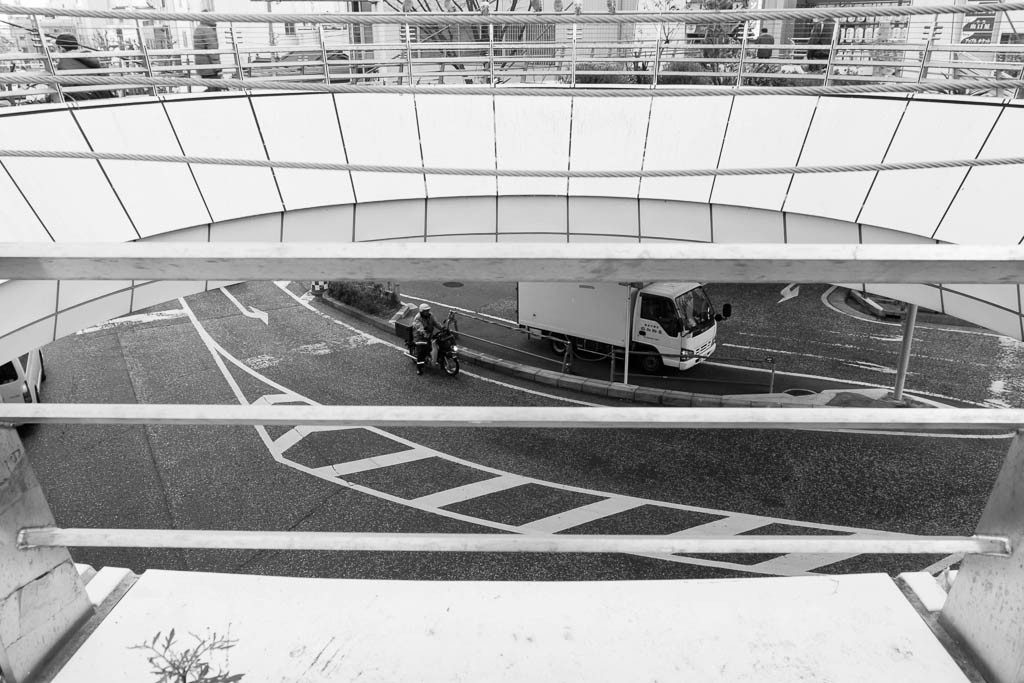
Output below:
[634,294,681,361]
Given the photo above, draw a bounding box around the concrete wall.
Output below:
[1,91,1023,363]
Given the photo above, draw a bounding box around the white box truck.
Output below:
[517,282,730,373]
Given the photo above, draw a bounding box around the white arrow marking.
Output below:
[778,283,800,304]
[220,287,269,325]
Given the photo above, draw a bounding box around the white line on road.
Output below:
[330,449,435,476]
[220,286,269,325]
[518,497,645,534]
[75,309,186,335]
[412,475,530,508]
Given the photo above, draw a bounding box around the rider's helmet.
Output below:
[419,303,431,313]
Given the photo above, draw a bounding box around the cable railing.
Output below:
[4,3,1024,104]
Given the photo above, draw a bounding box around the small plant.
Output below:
[131,628,244,683]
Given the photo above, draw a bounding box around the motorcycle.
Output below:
[405,310,460,377]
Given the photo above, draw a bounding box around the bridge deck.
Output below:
[50,570,969,682]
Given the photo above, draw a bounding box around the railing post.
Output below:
[135,19,159,97]
[736,20,749,86]
[0,427,92,683]
[318,24,331,85]
[651,32,661,88]
[822,18,840,86]
[229,22,245,81]
[918,14,938,83]
[405,23,415,86]
[570,21,577,85]
[489,22,496,84]
[940,430,1024,683]
[33,16,63,104]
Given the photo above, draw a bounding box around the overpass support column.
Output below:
[0,427,92,683]
[940,431,1024,683]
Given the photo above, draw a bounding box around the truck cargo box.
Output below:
[517,282,633,347]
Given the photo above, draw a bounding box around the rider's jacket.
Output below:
[412,312,440,342]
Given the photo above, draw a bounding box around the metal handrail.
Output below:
[4,20,1024,104]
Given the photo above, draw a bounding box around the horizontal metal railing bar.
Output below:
[5,3,1024,24]
[16,527,1011,556]
[2,74,1021,99]
[2,404,1024,430]
[0,242,1021,283]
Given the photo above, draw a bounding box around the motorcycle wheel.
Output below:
[442,355,460,377]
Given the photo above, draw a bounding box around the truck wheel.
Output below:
[549,335,570,356]
[635,349,663,374]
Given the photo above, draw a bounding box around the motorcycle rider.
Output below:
[412,302,440,375]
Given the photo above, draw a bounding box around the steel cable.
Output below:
[2,148,1023,178]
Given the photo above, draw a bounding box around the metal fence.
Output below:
[3,5,1024,104]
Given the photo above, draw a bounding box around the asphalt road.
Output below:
[398,281,1021,407]
[21,280,1022,582]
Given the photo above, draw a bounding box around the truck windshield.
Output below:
[675,288,715,334]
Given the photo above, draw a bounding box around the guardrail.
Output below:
[3,2,1024,104]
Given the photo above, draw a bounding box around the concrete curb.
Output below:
[316,293,810,408]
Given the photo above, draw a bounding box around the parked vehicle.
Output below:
[517,282,730,373]
[0,349,45,404]
[398,309,460,377]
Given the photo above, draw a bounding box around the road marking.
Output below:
[669,515,769,537]
[751,552,860,575]
[778,283,800,303]
[179,286,947,578]
[518,497,645,533]
[75,308,186,335]
[220,286,269,325]
[413,475,529,508]
[328,450,435,476]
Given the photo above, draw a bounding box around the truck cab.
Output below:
[634,283,721,372]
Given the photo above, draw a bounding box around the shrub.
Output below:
[573,61,634,84]
[657,61,715,85]
[327,281,401,317]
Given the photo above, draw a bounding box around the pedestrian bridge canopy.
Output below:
[2,2,1024,358]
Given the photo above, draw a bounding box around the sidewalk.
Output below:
[316,293,931,410]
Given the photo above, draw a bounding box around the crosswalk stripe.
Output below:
[518,497,645,533]
[412,475,528,508]
[330,450,434,476]
[750,553,860,575]
[273,428,304,453]
[668,514,770,537]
